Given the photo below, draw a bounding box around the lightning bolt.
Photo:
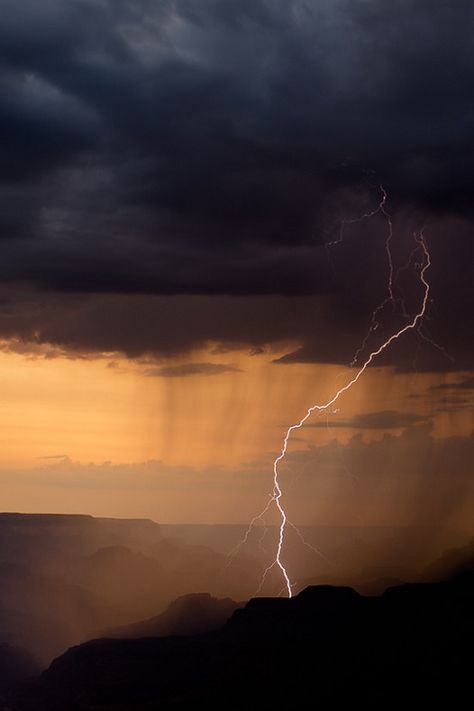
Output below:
[326,186,394,304]
[229,185,439,599]
[267,228,432,597]
[349,186,395,367]
[326,185,390,251]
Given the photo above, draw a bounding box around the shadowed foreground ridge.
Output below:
[4,571,472,710]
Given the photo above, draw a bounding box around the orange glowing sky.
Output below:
[0,343,471,525]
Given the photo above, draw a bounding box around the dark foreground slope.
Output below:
[4,572,472,710]
[0,645,39,692]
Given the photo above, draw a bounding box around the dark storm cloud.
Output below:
[2,0,474,252]
[304,410,427,430]
[0,275,470,371]
[0,291,332,358]
[0,0,472,363]
[144,362,241,377]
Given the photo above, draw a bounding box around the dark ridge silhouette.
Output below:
[0,513,471,694]
[3,569,472,710]
[0,645,39,691]
[105,593,243,639]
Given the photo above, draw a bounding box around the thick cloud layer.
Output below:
[0,0,472,363]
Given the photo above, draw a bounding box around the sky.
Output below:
[0,0,472,528]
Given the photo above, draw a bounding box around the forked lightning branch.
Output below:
[231,188,436,597]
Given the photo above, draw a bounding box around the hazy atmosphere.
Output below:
[0,2,472,706]
[0,0,472,532]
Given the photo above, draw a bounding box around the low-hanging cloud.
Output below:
[304,409,428,430]
[0,0,471,367]
[144,362,242,377]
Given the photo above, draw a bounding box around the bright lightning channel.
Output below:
[236,190,434,599]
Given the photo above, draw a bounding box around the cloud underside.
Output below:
[0,1,472,365]
[144,362,241,377]
[0,289,470,372]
